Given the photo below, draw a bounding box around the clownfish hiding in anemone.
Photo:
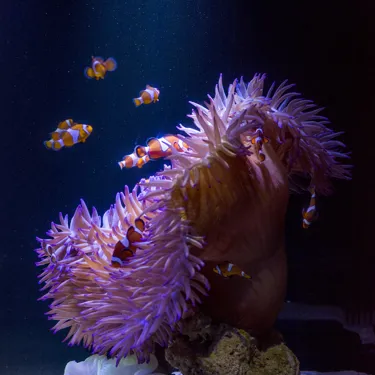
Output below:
[118,135,191,169]
[133,85,160,107]
[111,218,145,268]
[250,127,270,162]
[44,119,93,151]
[302,187,318,229]
[213,262,251,279]
[84,56,117,80]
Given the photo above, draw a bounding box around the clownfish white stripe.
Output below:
[215,265,222,275]
[83,125,91,135]
[303,218,311,225]
[69,129,80,144]
[111,256,124,266]
[159,138,172,152]
[144,89,155,99]
[306,205,316,213]
[142,146,150,154]
[92,61,100,73]
[120,237,130,248]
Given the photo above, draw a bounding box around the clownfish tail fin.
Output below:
[84,67,94,79]
[133,98,142,107]
[104,57,117,72]
[44,140,53,150]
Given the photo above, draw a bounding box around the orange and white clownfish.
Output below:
[111,218,145,268]
[118,154,151,170]
[213,262,251,279]
[118,135,190,169]
[251,127,269,162]
[44,119,93,151]
[302,187,318,229]
[84,56,117,80]
[133,85,160,107]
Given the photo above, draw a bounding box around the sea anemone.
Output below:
[35,73,350,363]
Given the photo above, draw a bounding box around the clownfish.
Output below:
[44,119,93,151]
[251,127,269,162]
[111,218,145,268]
[118,154,151,170]
[302,187,318,229]
[133,85,160,107]
[213,262,251,279]
[84,56,117,80]
[118,135,190,169]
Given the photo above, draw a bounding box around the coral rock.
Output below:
[165,313,299,375]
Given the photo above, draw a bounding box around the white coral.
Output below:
[64,354,166,375]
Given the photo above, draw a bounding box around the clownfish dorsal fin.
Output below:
[57,119,72,130]
[65,119,74,127]
[146,84,152,90]
[146,137,159,147]
[164,134,175,140]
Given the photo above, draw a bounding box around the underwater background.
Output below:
[0,0,372,374]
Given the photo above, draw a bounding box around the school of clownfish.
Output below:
[43,55,318,280]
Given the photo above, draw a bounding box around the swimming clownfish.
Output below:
[118,135,190,169]
[250,127,269,162]
[118,154,150,170]
[111,218,145,268]
[302,187,318,229]
[84,56,117,80]
[213,262,251,279]
[44,119,93,151]
[133,85,160,107]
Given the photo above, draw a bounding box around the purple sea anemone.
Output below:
[36,74,350,363]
